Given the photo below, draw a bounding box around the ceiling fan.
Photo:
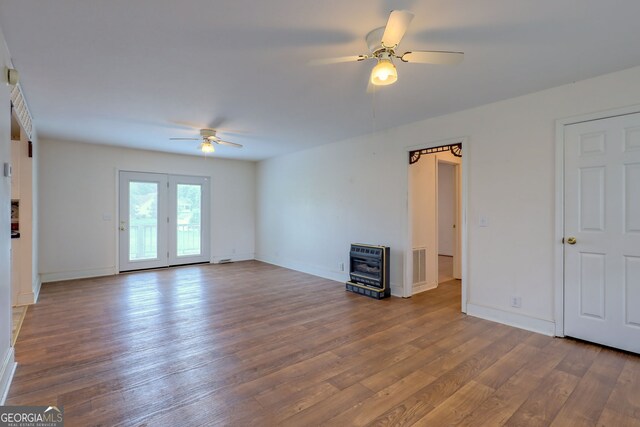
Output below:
[311,10,464,87]
[170,129,243,153]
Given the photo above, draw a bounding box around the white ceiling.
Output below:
[1,1,640,161]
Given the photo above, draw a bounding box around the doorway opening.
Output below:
[555,107,640,353]
[437,161,461,283]
[9,108,35,345]
[407,139,466,309]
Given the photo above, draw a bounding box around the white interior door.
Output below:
[119,171,210,272]
[119,172,168,271]
[564,112,640,354]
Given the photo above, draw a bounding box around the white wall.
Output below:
[256,65,640,335]
[39,139,256,282]
[0,25,17,403]
[438,163,455,257]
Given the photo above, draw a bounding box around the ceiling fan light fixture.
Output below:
[200,141,215,153]
[370,58,398,86]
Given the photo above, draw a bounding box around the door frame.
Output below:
[405,137,469,312]
[554,103,640,337]
[116,169,212,273]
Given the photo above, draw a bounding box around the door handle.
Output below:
[119,221,127,231]
[566,237,577,245]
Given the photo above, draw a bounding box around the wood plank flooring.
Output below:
[7,261,640,426]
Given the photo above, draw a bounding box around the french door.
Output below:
[118,171,210,272]
[564,112,640,353]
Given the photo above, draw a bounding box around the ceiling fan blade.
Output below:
[381,10,414,48]
[208,117,227,129]
[169,137,200,140]
[400,50,464,65]
[217,128,250,135]
[366,78,379,94]
[308,55,368,66]
[367,79,392,93]
[216,140,243,148]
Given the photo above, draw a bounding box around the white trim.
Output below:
[40,267,117,283]
[256,256,403,298]
[412,281,438,295]
[554,116,566,337]
[554,103,640,337]
[467,303,555,336]
[114,167,120,274]
[390,283,403,297]
[405,137,469,312]
[460,143,469,312]
[256,256,348,284]
[0,347,16,405]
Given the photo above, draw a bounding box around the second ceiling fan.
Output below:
[170,128,242,153]
[311,10,464,87]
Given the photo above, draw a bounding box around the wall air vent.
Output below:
[412,247,427,285]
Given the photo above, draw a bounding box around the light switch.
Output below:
[479,215,489,227]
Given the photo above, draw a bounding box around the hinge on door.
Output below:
[167,182,169,188]
[167,251,170,258]
[167,217,170,223]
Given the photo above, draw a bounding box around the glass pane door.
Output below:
[169,175,210,266]
[129,182,159,260]
[119,172,168,271]
[176,184,202,257]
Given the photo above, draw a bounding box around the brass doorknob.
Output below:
[566,237,577,245]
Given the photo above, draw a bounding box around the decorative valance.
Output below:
[10,84,33,141]
[409,142,461,164]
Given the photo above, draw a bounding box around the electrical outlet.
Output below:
[511,296,522,308]
[339,262,345,272]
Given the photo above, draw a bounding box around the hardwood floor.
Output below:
[8,261,640,426]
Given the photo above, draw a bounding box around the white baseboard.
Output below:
[13,278,43,306]
[0,347,16,405]
[211,253,255,264]
[466,303,556,336]
[256,256,349,284]
[256,256,404,298]
[412,281,438,295]
[40,267,117,283]
[390,283,404,297]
